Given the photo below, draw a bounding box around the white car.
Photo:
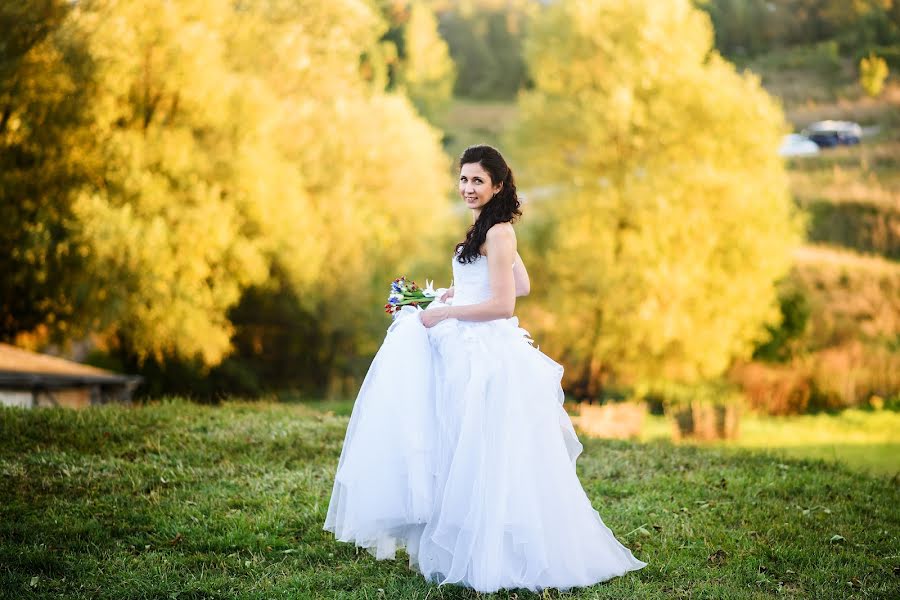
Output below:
[779,133,820,157]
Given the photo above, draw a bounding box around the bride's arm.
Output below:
[423,224,517,326]
[513,251,530,297]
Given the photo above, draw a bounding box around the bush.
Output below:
[731,341,900,415]
[752,281,811,363]
[806,341,900,412]
[751,41,842,76]
[729,361,812,416]
[790,246,900,351]
[736,246,900,415]
[859,53,889,97]
[805,200,900,261]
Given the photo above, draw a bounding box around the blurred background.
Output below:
[2,0,898,473]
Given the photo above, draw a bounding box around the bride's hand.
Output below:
[439,286,454,303]
[420,306,451,328]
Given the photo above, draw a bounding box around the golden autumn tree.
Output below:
[512,0,804,398]
[401,1,456,123]
[0,1,97,341]
[69,0,271,365]
[220,0,452,391]
[366,1,456,124]
[2,0,452,387]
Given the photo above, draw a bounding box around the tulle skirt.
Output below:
[323,303,647,593]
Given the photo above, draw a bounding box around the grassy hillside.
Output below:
[785,87,900,262]
[1,399,898,599]
[791,244,900,345]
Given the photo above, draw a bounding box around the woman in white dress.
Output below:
[324,145,647,593]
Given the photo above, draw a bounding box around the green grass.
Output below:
[1,398,898,599]
[638,409,900,477]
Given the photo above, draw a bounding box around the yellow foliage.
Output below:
[45,0,452,365]
[402,1,457,122]
[224,0,452,321]
[513,0,803,392]
[859,53,889,97]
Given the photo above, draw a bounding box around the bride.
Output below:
[324,144,647,593]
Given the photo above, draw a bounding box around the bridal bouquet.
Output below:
[384,276,437,315]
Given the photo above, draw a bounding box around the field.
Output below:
[637,408,900,476]
[1,398,898,599]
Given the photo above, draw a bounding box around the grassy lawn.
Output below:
[639,409,900,477]
[1,398,898,599]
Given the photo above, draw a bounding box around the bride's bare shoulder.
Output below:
[486,222,515,242]
[479,223,515,256]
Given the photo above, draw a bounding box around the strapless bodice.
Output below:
[451,251,513,307]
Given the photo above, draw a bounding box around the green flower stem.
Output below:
[397,298,434,306]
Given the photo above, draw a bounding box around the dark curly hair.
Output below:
[455,145,521,264]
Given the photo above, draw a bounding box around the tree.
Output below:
[2,0,453,389]
[402,1,456,122]
[367,1,456,124]
[512,0,804,398]
[0,1,96,341]
[435,0,532,100]
[698,0,900,59]
[697,0,775,57]
[66,0,271,365]
[219,0,452,393]
[859,52,889,96]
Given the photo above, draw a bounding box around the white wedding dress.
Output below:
[324,251,647,593]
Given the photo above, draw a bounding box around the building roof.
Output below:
[0,343,140,390]
[0,343,115,377]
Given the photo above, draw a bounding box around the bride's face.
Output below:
[459,162,502,212]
